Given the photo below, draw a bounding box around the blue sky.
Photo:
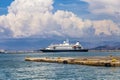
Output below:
[0,0,13,15]
[0,0,119,39]
[54,0,89,16]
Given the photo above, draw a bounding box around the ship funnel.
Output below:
[76,41,80,45]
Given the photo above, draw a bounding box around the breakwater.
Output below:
[25,56,120,67]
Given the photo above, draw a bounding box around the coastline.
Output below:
[89,50,120,52]
[0,50,120,54]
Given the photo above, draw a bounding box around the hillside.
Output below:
[92,43,120,50]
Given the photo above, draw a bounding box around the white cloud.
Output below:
[92,20,120,36]
[0,0,119,38]
[8,0,53,14]
[84,0,120,15]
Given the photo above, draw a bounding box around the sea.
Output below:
[0,52,120,80]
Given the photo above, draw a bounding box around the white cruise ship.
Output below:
[40,40,88,52]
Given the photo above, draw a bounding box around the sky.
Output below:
[0,0,120,40]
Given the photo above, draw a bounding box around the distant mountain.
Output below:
[0,38,119,51]
[92,42,120,50]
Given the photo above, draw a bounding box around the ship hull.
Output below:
[40,49,88,52]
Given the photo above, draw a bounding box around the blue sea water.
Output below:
[0,52,120,80]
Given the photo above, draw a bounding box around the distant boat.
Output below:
[40,40,88,52]
[0,49,6,53]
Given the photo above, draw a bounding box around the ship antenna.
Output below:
[66,39,69,44]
